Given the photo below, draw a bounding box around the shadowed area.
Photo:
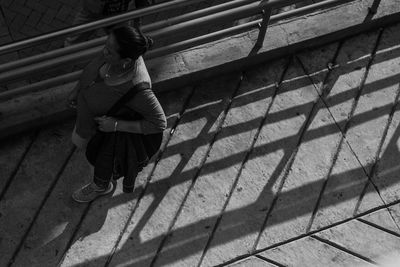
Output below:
[1,12,400,267]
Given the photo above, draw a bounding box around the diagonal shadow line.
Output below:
[157,42,400,127]
[363,0,383,23]
[49,84,398,226]
[161,71,400,158]
[74,137,400,267]
[147,74,246,267]
[104,32,400,265]
[195,56,293,267]
[302,28,384,231]
[110,53,332,267]
[353,81,400,228]
[94,73,400,267]
[103,74,245,267]
[27,23,400,267]
[59,80,399,266]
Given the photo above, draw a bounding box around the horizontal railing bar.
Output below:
[0,21,260,99]
[0,1,267,84]
[0,71,82,102]
[270,0,354,21]
[148,0,294,39]
[144,0,256,32]
[0,0,306,56]
[0,0,307,73]
[0,38,105,73]
[0,47,100,84]
[147,21,260,59]
[0,0,256,73]
[149,0,353,57]
[0,0,346,85]
[0,0,208,56]
[0,0,357,98]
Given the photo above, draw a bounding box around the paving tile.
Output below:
[307,27,399,223]
[255,61,345,248]
[345,29,400,175]
[0,134,33,194]
[321,31,378,132]
[155,60,286,267]
[8,2,31,17]
[108,73,239,267]
[315,219,400,265]
[10,13,28,32]
[296,42,339,96]
[296,37,382,229]
[11,149,92,266]
[388,203,400,229]
[307,27,385,226]
[3,10,17,27]
[197,59,287,267]
[59,87,193,267]
[0,122,74,266]
[25,10,43,27]
[225,257,277,267]
[40,8,58,25]
[359,208,400,234]
[366,25,400,206]
[309,140,383,231]
[259,236,374,267]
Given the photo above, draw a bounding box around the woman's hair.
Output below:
[112,26,154,60]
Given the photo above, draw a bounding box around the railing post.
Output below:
[368,0,381,15]
[255,7,272,48]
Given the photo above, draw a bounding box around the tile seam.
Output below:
[357,218,400,238]
[295,41,344,233]
[9,145,76,267]
[215,198,400,267]
[252,55,324,251]
[103,86,197,267]
[310,235,378,265]
[149,73,244,267]
[255,254,286,267]
[196,57,291,267]
[0,131,38,202]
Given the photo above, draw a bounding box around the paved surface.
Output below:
[2,0,400,266]
[1,19,400,266]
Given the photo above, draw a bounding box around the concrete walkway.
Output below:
[2,9,400,267]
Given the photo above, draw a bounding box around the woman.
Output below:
[69,26,166,202]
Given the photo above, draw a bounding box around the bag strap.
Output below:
[106,82,150,115]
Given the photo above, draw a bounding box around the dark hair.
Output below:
[112,26,154,60]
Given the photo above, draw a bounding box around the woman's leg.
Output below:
[71,125,89,150]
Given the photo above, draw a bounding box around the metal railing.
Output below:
[0,0,361,101]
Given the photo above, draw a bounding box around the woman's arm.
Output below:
[94,88,167,134]
[68,54,104,108]
[126,88,167,134]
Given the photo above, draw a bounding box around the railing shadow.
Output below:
[8,21,400,267]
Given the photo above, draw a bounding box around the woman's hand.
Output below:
[94,116,118,132]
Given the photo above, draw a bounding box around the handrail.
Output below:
[144,0,256,31]
[0,0,308,77]
[0,0,256,73]
[0,0,368,102]
[0,0,270,84]
[0,0,351,98]
[0,0,208,56]
[0,0,306,56]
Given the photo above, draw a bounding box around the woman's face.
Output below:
[103,33,122,64]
